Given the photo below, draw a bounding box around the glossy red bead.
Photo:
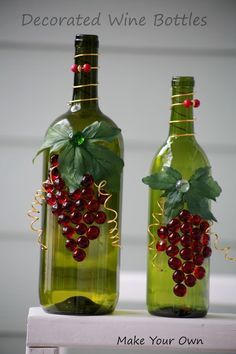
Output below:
[81,188,94,200]
[193,254,204,266]
[70,189,81,201]
[95,211,107,224]
[81,174,94,187]
[43,180,54,193]
[180,234,192,247]
[65,239,77,252]
[168,232,180,245]
[70,211,82,225]
[166,245,179,257]
[58,214,70,226]
[87,226,100,240]
[87,200,100,212]
[182,261,195,274]
[179,209,191,222]
[46,192,57,206]
[173,283,187,297]
[62,226,75,239]
[180,247,193,261]
[193,99,200,108]
[76,223,88,235]
[168,257,182,270]
[192,227,202,240]
[75,199,86,211]
[53,178,65,190]
[156,240,167,252]
[71,64,78,73]
[168,218,181,232]
[194,266,206,279]
[200,221,210,232]
[82,63,91,73]
[73,248,86,262]
[202,233,210,246]
[83,212,95,225]
[192,241,203,254]
[183,99,192,108]
[51,203,62,215]
[55,191,67,205]
[172,270,185,283]
[157,226,169,239]
[51,168,59,181]
[50,154,59,167]
[77,236,90,249]
[202,246,212,258]
[62,201,75,213]
[180,222,192,234]
[191,214,201,225]
[185,274,196,287]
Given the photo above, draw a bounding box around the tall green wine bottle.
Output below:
[143,76,221,318]
[35,34,124,315]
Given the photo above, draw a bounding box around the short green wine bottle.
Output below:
[36,34,124,315]
[143,76,221,318]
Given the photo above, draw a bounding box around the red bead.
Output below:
[73,248,86,262]
[77,236,90,249]
[180,247,193,261]
[95,211,107,224]
[192,228,202,240]
[193,99,200,108]
[82,63,91,73]
[81,188,94,200]
[65,239,77,252]
[62,226,75,239]
[183,99,193,108]
[70,211,82,225]
[53,178,65,190]
[70,189,81,201]
[168,257,182,270]
[193,254,204,266]
[202,246,212,258]
[55,191,67,205]
[202,233,210,246]
[179,209,191,222]
[191,214,201,225]
[168,232,180,245]
[71,64,78,73]
[172,270,185,283]
[75,199,86,211]
[87,200,100,212]
[182,261,195,274]
[180,222,192,234]
[157,226,169,239]
[173,284,187,297]
[58,214,70,226]
[76,223,88,235]
[62,201,75,213]
[51,203,62,215]
[156,240,167,252]
[83,212,95,225]
[185,274,196,287]
[168,218,181,232]
[87,226,100,240]
[50,154,59,167]
[51,168,59,181]
[194,266,206,279]
[200,221,210,232]
[166,245,179,257]
[98,191,108,204]
[180,234,192,247]
[81,174,94,187]
[44,180,54,193]
[46,192,57,206]
[192,240,203,254]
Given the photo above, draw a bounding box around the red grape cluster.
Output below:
[43,155,108,262]
[156,209,212,297]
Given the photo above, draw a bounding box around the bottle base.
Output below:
[148,306,207,318]
[42,296,115,316]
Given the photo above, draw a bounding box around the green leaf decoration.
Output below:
[82,121,121,142]
[142,166,181,191]
[142,166,221,222]
[33,120,124,192]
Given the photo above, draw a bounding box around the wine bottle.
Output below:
[35,34,124,315]
[143,76,221,318]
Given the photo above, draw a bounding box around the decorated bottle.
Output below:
[143,76,221,318]
[34,34,124,315]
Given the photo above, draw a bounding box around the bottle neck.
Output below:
[71,47,99,110]
[168,86,195,137]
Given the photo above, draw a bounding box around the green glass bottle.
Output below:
[37,34,124,315]
[144,76,221,318]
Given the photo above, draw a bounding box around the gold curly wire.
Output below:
[27,189,47,250]
[147,200,165,268]
[95,180,120,248]
[212,233,236,262]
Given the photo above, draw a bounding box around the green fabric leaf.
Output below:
[190,167,211,182]
[33,122,72,162]
[164,190,184,223]
[58,144,79,192]
[142,166,181,191]
[82,121,121,142]
[184,188,217,222]
[190,168,222,201]
[84,141,124,191]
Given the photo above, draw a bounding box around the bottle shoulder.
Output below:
[150,137,210,178]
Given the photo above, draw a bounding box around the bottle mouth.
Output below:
[172,76,195,87]
[75,34,99,48]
